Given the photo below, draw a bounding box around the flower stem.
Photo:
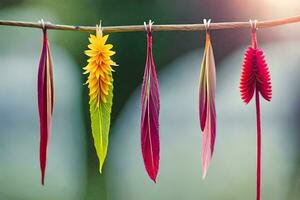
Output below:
[255,89,261,200]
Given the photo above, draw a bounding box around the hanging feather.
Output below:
[83,24,117,173]
[37,28,54,185]
[141,20,160,182]
[199,24,216,179]
[239,20,272,200]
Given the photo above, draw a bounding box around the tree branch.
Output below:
[0,15,300,33]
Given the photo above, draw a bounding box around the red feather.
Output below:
[240,47,272,103]
[239,29,272,200]
[37,30,54,185]
[141,32,160,182]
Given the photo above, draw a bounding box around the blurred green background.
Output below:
[0,0,300,199]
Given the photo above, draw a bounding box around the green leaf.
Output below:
[89,77,113,173]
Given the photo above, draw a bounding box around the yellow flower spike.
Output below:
[83,21,117,174]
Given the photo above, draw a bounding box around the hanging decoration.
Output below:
[239,20,272,200]
[37,19,54,185]
[0,16,285,190]
[199,19,217,179]
[141,20,160,182]
[83,22,117,173]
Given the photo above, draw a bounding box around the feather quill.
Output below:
[239,24,272,200]
[199,32,216,179]
[37,29,54,185]
[141,31,160,182]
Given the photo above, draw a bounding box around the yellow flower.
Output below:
[83,29,117,105]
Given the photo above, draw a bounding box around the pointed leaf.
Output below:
[90,76,113,173]
[199,32,216,179]
[141,33,160,182]
[37,30,54,185]
[84,31,116,173]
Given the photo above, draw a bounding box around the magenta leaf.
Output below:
[37,30,54,185]
[141,32,160,182]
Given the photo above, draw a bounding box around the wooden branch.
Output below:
[0,15,300,33]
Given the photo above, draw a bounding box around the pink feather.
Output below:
[199,32,216,179]
[141,32,160,182]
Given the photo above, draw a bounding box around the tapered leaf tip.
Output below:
[41,176,45,185]
[202,169,207,180]
[99,160,104,174]
[150,175,157,183]
[146,167,158,183]
[202,154,211,180]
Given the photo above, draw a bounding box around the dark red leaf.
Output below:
[37,30,54,185]
[141,32,160,182]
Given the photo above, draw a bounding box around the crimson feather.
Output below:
[141,32,160,182]
[240,47,272,103]
[37,29,54,185]
[239,27,272,200]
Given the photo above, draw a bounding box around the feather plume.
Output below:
[239,27,272,200]
[141,32,160,182]
[199,32,216,179]
[37,29,54,185]
[240,48,272,103]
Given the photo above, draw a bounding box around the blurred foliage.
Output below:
[0,0,24,7]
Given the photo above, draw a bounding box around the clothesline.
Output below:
[0,15,300,33]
